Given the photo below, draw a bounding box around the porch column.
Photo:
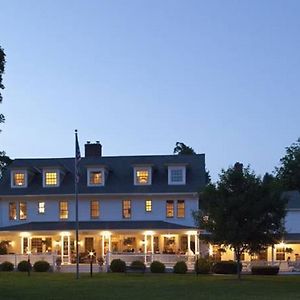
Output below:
[60,235,64,263]
[194,233,199,255]
[187,234,191,254]
[101,236,105,257]
[67,235,71,264]
[150,235,154,254]
[108,235,111,252]
[28,237,32,253]
[20,237,24,254]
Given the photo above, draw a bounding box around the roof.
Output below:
[0,221,195,232]
[0,154,206,196]
[284,191,300,209]
[284,233,300,243]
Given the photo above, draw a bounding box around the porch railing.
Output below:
[0,254,57,268]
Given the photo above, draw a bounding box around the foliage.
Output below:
[17,260,32,272]
[110,259,126,273]
[212,261,242,274]
[276,138,300,190]
[0,46,5,110]
[251,266,279,275]
[173,261,188,274]
[0,151,12,178]
[194,257,211,274]
[0,240,10,255]
[194,162,286,279]
[173,142,196,155]
[150,261,165,273]
[130,260,146,271]
[33,261,50,272]
[0,261,14,271]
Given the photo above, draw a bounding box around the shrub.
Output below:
[212,261,242,274]
[33,260,50,272]
[0,261,14,271]
[110,259,126,273]
[195,257,211,274]
[17,260,32,272]
[150,261,165,273]
[173,261,187,274]
[251,266,279,275]
[130,260,146,271]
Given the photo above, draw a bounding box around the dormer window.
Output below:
[134,167,152,185]
[87,168,105,186]
[43,170,60,187]
[168,166,186,185]
[11,170,27,188]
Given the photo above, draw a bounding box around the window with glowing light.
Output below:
[59,201,68,219]
[122,200,131,219]
[11,171,27,187]
[145,199,152,212]
[177,200,185,218]
[19,202,27,220]
[44,171,59,186]
[166,200,174,218]
[9,202,17,220]
[38,202,45,214]
[134,167,152,185]
[90,200,99,219]
[87,168,104,186]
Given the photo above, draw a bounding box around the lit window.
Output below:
[122,200,131,219]
[38,202,45,214]
[59,201,68,219]
[19,202,27,220]
[177,200,185,218]
[90,200,99,219]
[44,170,59,187]
[168,166,186,185]
[87,168,105,186]
[9,202,17,220]
[11,171,27,188]
[134,167,151,185]
[145,199,152,212]
[166,200,174,218]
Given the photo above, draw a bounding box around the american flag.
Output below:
[75,130,81,183]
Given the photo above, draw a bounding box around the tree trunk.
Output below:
[235,250,241,280]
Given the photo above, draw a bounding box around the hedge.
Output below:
[173,261,188,274]
[212,261,242,274]
[130,260,146,271]
[33,261,51,272]
[110,259,126,273]
[150,261,165,273]
[17,260,32,272]
[251,266,279,275]
[0,261,14,271]
[195,258,211,274]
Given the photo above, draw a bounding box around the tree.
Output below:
[173,142,196,155]
[194,163,286,279]
[276,138,300,191]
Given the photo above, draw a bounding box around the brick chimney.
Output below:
[85,141,102,157]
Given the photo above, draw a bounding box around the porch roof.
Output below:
[0,221,195,232]
[284,233,300,243]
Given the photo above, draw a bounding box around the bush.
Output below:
[0,261,14,271]
[251,266,279,275]
[195,258,211,274]
[33,260,50,272]
[212,261,242,274]
[130,260,146,271]
[110,259,126,273]
[150,261,165,273]
[173,261,187,274]
[17,260,32,272]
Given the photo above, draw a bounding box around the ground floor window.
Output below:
[276,248,285,260]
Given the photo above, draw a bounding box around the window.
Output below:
[168,166,186,185]
[87,168,105,186]
[145,199,152,212]
[276,248,285,261]
[134,167,151,185]
[90,200,99,219]
[11,171,27,188]
[177,200,185,218]
[122,200,131,219]
[19,202,27,220]
[166,200,174,218]
[43,170,59,187]
[38,202,45,214]
[59,201,68,219]
[9,202,17,220]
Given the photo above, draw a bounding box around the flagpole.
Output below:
[75,129,80,279]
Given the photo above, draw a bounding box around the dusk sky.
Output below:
[0,0,299,181]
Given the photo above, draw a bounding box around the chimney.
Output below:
[85,141,102,157]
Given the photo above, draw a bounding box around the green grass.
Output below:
[0,272,300,300]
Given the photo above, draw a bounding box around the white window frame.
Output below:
[168,166,186,185]
[11,170,28,188]
[43,169,60,187]
[134,167,152,185]
[38,201,45,214]
[87,168,105,187]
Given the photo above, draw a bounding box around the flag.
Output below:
[75,130,81,183]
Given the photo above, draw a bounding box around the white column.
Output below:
[151,235,154,254]
[108,235,111,252]
[187,234,191,254]
[67,235,71,264]
[21,237,24,254]
[60,235,64,263]
[194,234,198,255]
[28,237,32,252]
[101,235,105,257]
[144,234,147,254]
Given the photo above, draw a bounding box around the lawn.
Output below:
[0,272,300,300]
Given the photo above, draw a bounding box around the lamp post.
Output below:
[89,251,95,277]
[26,250,31,277]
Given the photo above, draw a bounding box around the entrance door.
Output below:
[85,237,94,253]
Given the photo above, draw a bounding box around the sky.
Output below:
[0,0,299,181]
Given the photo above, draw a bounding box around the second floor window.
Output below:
[90,200,99,219]
[43,170,59,187]
[168,166,186,185]
[9,202,17,220]
[166,200,174,218]
[134,167,152,185]
[177,200,185,218]
[59,201,68,219]
[38,202,45,214]
[11,171,27,188]
[145,199,152,212]
[122,200,131,219]
[19,202,27,220]
[87,168,104,186]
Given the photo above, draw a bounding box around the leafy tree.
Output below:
[173,142,196,155]
[276,138,300,191]
[194,163,286,279]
